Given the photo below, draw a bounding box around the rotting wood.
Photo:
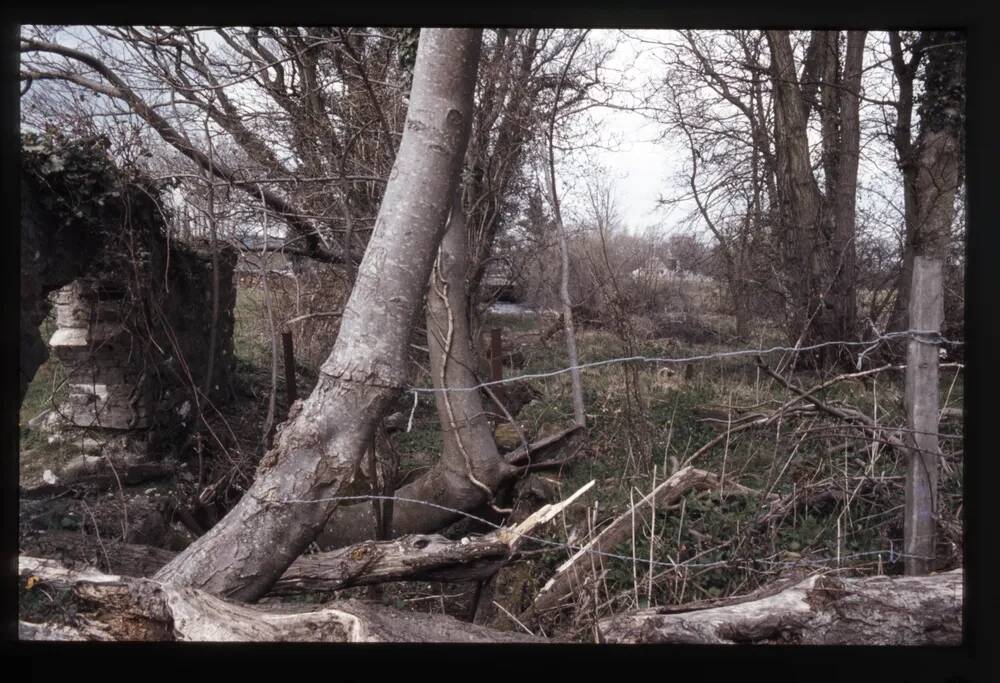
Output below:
[277,479,594,594]
[18,556,543,642]
[21,530,509,594]
[503,424,585,467]
[598,568,962,645]
[271,534,510,595]
[22,480,597,597]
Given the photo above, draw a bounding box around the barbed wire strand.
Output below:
[248,331,955,575]
[265,492,931,570]
[407,330,961,395]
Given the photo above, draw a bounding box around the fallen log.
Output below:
[528,466,769,616]
[271,534,511,595]
[598,568,962,645]
[21,480,596,598]
[503,424,585,467]
[276,480,597,595]
[20,530,177,578]
[21,528,511,593]
[18,556,543,642]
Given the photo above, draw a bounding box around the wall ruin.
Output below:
[42,243,237,458]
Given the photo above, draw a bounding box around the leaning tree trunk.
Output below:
[153,29,483,601]
[316,192,515,548]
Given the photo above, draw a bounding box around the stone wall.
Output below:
[44,243,237,455]
[49,280,150,429]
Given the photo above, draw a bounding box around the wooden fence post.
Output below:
[903,256,943,575]
[281,330,298,412]
[489,327,503,384]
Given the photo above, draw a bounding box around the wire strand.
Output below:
[407,330,961,395]
[264,492,931,570]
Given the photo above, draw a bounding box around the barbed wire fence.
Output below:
[247,329,964,609]
[403,328,959,395]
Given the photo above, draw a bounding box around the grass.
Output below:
[19,312,79,484]
[466,305,963,634]
[18,275,964,640]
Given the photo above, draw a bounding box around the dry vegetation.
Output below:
[20,269,963,641]
[18,26,965,644]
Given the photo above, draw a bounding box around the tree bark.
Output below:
[152,29,483,601]
[766,30,865,352]
[886,32,924,333]
[766,30,826,345]
[314,194,516,549]
[19,556,542,642]
[823,31,866,347]
[598,569,962,645]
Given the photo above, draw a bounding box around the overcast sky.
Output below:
[24,27,905,245]
[552,29,688,234]
[568,29,904,243]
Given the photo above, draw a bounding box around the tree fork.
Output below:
[316,191,516,549]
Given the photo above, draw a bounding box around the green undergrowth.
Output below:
[18,284,964,640]
[470,311,963,633]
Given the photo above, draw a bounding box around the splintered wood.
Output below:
[529,466,762,615]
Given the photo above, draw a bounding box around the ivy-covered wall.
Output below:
[21,129,237,456]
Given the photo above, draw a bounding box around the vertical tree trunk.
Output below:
[766,30,826,345]
[767,30,864,354]
[885,31,923,333]
[900,30,963,575]
[154,29,483,601]
[554,202,586,428]
[546,32,589,429]
[825,31,866,346]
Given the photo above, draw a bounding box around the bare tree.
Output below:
[766,30,867,355]
[21,26,410,265]
[650,31,780,340]
[314,29,604,547]
[152,29,483,600]
[545,31,590,429]
[900,31,964,576]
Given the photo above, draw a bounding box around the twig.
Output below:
[492,600,535,636]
